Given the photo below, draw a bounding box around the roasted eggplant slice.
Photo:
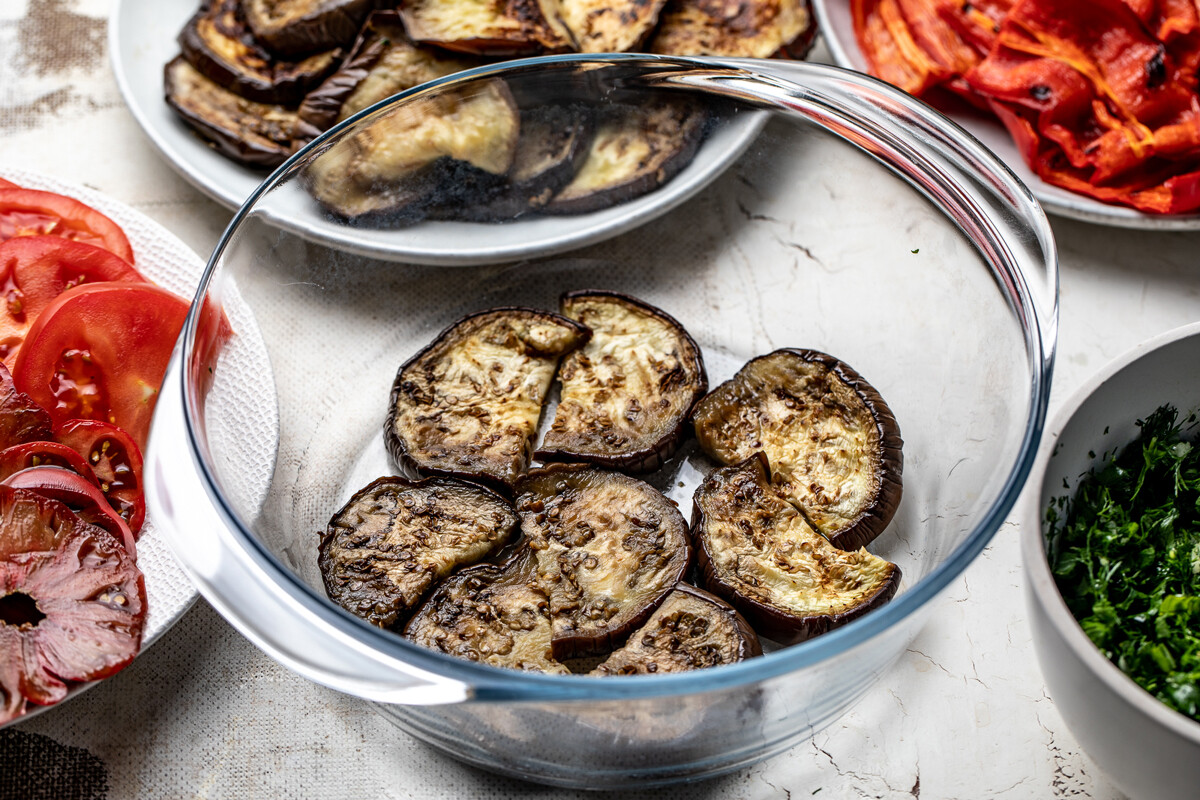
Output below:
[303,78,520,223]
[294,11,482,144]
[544,98,708,215]
[516,464,691,659]
[691,453,901,645]
[591,584,760,675]
[537,291,706,473]
[243,0,380,56]
[386,308,589,489]
[404,546,569,674]
[318,476,518,628]
[427,104,595,222]
[178,0,342,105]
[164,56,298,168]
[692,348,902,551]
[648,0,816,59]
[400,0,568,56]
[537,0,667,52]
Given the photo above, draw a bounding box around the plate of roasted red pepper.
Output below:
[814,0,1200,228]
[0,170,218,727]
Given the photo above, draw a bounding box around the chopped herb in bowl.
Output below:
[1046,405,1200,723]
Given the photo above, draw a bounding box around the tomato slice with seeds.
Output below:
[1,466,136,556]
[0,236,145,366]
[0,360,52,449]
[0,189,133,263]
[54,419,145,535]
[0,440,100,487]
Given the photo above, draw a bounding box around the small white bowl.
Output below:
[1022,321,1200,800]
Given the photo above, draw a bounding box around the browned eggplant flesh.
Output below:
[400,0,568,55]
[537,290,707,472]
[294,11,483,145]
[303,78,520,223]
[544,97,709,215]
[538,0,668,52]
[692,348,903,551]
[164,55,299,168]
[243,0,381,56]
[179,0,342,105]
[591,583,761,675]
[648,0,816,59]
[515,463,691,659]
[318,476,518,628]
[691,453,901,645]
[385,308,589,489]
[404,546,570,673]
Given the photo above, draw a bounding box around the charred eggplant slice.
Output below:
[318,476,518,628]
[691,453,901,645]
[294,11,482,144]
[303,78,520,223]
[164,55,298,168]
[405,546,569,674]
[400,0,568,56]
[386,308,589,489]
[692,348,902,551]
[648,0,816,59]
[591,584,760,675]
[516,464,691,659]
[537,0,667,52]
[243,0,380,56]
[537,291,706,473]
[178,0,342,105]
[427,104,595,222]
[544,98,708,215]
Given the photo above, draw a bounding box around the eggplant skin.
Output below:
[385,308,590,490]
[318,475,518,628]
[515,463,692,659]
[590,583,761,675]
[536,290,707,473]
[244,0,382,56]
[690,453,901,645]
[648,0,815,59]
[692,348,903,552]
[164,55,298,168]
[178,0,342,105]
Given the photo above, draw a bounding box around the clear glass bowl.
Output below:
[146,55,1058,788]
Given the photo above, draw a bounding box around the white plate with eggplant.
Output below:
[108,0,819,265]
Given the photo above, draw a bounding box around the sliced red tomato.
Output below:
[0,189,133,263]
[12,283,189,451]
[0,178,18,189]
[2,466,136,556]
[55,419,145,535]
[0,440,100,486]
[0,236,145,365]
[0,360,52,449]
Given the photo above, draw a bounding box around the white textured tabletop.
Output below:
[3,2,1199,798]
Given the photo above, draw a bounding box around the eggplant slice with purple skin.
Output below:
[385,308,590,490]
[692,348,903,552]
[516,463,691,660]
[591,583,761,675]
[537,0,668,52]
[318,476,519,629]
[293,11,483,146]
[164,56,299,168]
[302,78,520,224]
[404,545,569,674]
[400,0,569,56]
[691,453,901,645]
[537,290,707,473]
[243,0,381,56]
[543,97,709,215]
[178,0,342,105]
[648,0,816,59]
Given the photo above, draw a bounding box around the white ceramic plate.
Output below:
[812,0,1200,230]
[108,0,767,265]
[0,168,201,727]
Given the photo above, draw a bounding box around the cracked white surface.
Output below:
[5,4,1199,796]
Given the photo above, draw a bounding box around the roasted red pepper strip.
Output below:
[853,0,954,95]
